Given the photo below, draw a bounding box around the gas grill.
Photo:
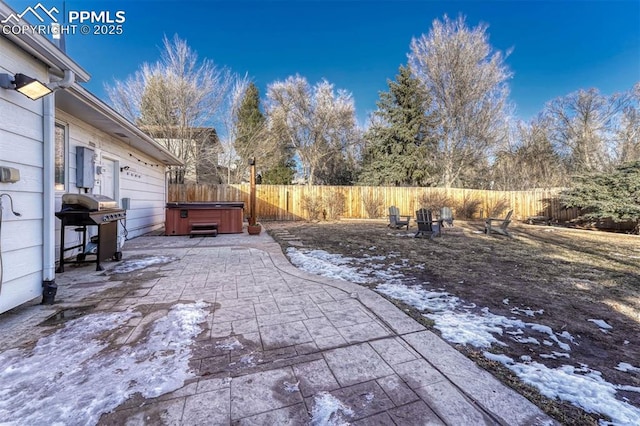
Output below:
[55,194,126,272]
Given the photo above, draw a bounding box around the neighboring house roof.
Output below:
[56,85,184,166]
[0,2,90,82]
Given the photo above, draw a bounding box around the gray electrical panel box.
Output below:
[121,197,130,210]
[76,147,95,189]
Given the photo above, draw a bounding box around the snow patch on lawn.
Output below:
[588,319,613,330]
[287,248,369,284]
[286,246,640,425]
[484,353,640,426]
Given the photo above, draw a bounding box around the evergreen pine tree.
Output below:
[234,83,295,183]
[358,65,436,186]
[229,83,263,183]
[261,157,296,184]
[562,161,640,234]
[235,83,265,162]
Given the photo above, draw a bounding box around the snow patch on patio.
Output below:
[108,255,178,274]
[0,302,209,425]
[215,337,244,350]
[283,380,300,393]
[310,392,354,426]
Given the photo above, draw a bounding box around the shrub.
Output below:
[363,192,385,218]
[455,194,483,219]
[301,195,324,221]
[487,198,510,218]
[324,190,346,221]
[418,191,453,212]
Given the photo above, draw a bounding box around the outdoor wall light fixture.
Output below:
[0,73,53,100]
[120,166,130,172]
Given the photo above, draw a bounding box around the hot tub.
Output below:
[165,202,245,235]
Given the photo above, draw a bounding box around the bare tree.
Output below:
[615,83,640,164]
[265,75,361,185]
[216,75,250,183]
[409,15,512,188]
[105,34,233,182]
[544,87,629,173]
[492,117,567,190]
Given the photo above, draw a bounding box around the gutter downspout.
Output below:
[47,69,75,92]
[42,69,75,304]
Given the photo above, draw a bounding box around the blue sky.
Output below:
[4,0,640,124]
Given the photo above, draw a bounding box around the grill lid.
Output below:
[61,193,118,211]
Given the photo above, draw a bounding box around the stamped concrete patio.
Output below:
[0,227,556,425]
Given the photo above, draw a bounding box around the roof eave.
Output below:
[58,84,184,166]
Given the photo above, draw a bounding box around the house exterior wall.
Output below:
[0,36,50,313]
[1,18,176,314]
[55,110,168,257]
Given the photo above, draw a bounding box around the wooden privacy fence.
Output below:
[168,184,579,222]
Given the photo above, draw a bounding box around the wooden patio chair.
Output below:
[484,209,514,237]
[440,206,454,227]
[388,205,411,230]
[414,208,441,239]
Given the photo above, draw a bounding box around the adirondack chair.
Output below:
[414,208,441,239]
[440,206,454,227]
[388,206,411,230]
[485,209,514,237]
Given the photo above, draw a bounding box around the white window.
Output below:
[55,123,66,191]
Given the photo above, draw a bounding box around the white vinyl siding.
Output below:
[0,36,49,314]
[1,34,170,314]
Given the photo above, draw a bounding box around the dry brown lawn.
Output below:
[266,219,640,425]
